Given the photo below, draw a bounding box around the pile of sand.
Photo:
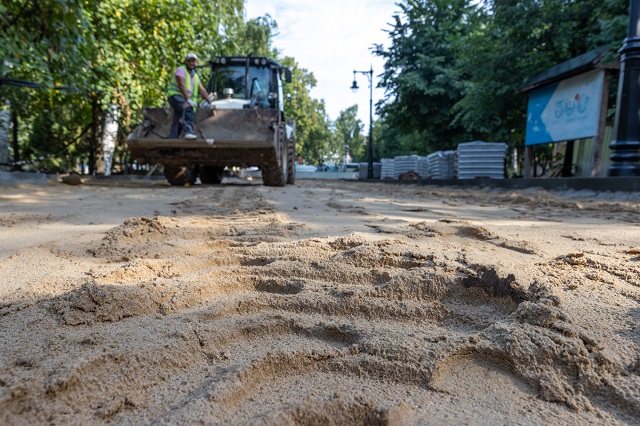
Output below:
[0,180,638,424]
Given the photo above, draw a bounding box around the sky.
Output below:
[244,0,401,131]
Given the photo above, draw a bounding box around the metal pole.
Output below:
[609,0,640,176]
[367,66,374,179]
[352,67,375,179]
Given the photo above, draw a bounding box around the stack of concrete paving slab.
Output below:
[457,141,507,179]
[393,155,422,178]
[380,158,395,180]
[426,151,456,179]
[358,162,382,179]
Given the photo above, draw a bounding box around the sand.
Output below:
[0,177,639,425]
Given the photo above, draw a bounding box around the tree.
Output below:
[1,0,336,174]
[225,15,279,57]
[375,0,628,159]
[454,0,627,147]
[374,0,474,155]
[280,57,333,166]
[334,105,365,163]
[0,0,270,172]
[0,0,93,171]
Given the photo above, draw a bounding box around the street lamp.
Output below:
[609,0,640,176]
[351,66,374,179]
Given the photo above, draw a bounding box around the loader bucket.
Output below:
[126,107,280,167]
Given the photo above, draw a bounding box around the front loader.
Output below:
[127,56,296,186]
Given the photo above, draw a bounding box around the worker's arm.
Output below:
[198,82,215,103]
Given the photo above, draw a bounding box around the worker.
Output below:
[167,53,215,139]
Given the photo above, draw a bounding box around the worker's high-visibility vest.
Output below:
[167,66,200,99]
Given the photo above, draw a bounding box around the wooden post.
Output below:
[524,146,534,178]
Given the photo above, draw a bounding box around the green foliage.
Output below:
[455,0,627,152]
[334,105,365,162]
[84,0,246,111]
[374,0,628,159]
[25,92,92,172]
[0,0,278,171]
[280,57,333,166]
[225,15,279,57]
[1,0,90,86]
[6,0,625,172]
[374,0,474,156]
[0,0,336,173]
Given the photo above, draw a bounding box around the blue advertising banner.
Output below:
[525,70,605,146]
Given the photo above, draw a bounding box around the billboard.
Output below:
[525,70,605,146]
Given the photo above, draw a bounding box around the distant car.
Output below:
[295,164,317,172]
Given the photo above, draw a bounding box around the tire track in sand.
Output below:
[1,184,636,425]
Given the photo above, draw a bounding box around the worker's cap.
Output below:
[185,53,198,61]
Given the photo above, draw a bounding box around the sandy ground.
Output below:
[0,177,639,425]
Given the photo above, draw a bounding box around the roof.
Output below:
[209,56,284,69]
[517,46,619,93]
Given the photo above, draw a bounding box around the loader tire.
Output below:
[286,136,296,185]
[262,124,287,187]
[199,166,224,184]
[164,165,198,186]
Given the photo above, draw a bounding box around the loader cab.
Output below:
[206,56,291,111]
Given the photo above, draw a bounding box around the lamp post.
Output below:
[351,66,374,179]
[609,0,640,176]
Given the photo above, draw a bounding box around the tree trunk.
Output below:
[101,104,119,176]
[89,96,101,175]
[0,109,9,170]
[11,108,21,171]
